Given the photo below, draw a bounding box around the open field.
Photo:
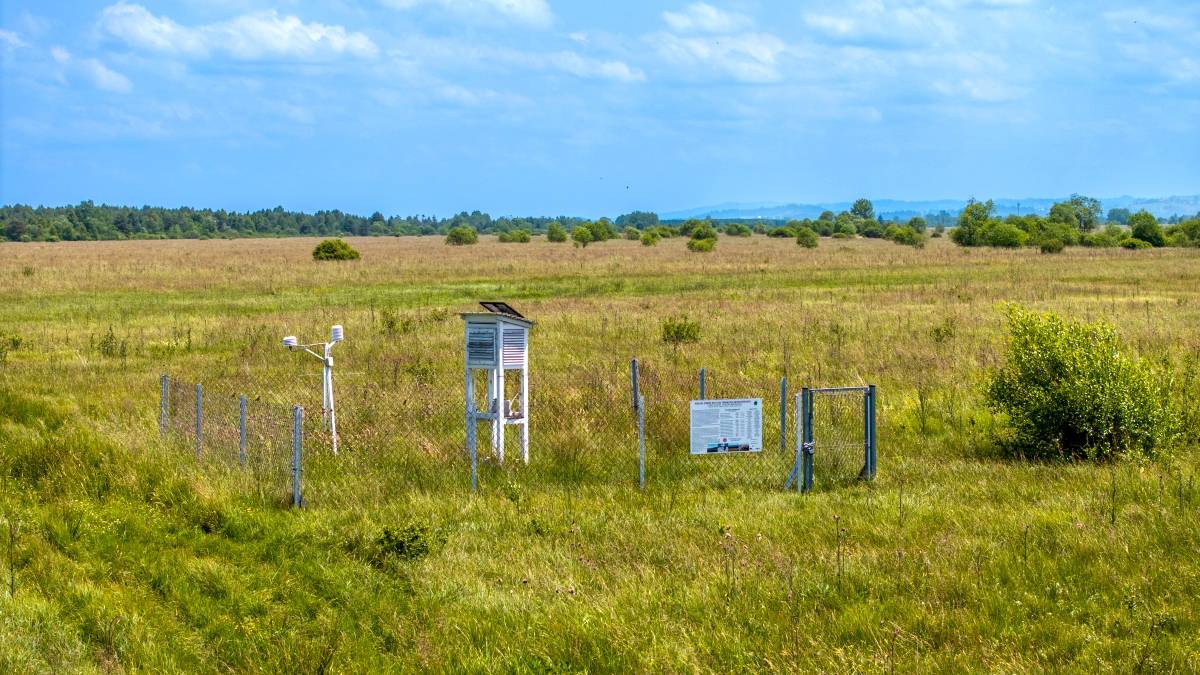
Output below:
[2,235,1200,672]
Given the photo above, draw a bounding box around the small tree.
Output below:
[547,222,568,242]
[312,238,360,261]
[986,305,1171,460]
[796,227,818,248]
[572,224,594,247]
[498,229,531,243]
[623,226,641,240]
[1129,210,1164,247]
[445,226,478,246]
[640,231,660,246]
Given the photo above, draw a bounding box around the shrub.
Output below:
[497,229,531,243]
[1121,238,1153,250]
[373,522,446,565]
[768,227,796,238]
[640,231,660,246]
[623,227,641,240]
[1039,238,1065,254]
[312,238,360,261]
[986,305,1171,460]
[831,232,854,239]
[981,222,1028,248]
[723,223,753,237]
[572,224,594,247]
[1129,210,1165,247]
[444,226,478,246]
[690,223,718,241]
[686,237,715,252]
[661,315,700,346]
[886,225,924,248]
[795,227,818,249]
[547,222,568,242]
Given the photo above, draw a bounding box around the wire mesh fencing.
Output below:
[796,386,878,492]
[158,358,875,507]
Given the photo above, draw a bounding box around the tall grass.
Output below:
[1,236,1198,670]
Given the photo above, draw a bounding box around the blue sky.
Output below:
[1,1,1197,217]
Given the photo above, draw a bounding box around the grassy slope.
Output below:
[1,236,1199,672]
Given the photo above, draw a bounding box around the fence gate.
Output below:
[790,385,876,492]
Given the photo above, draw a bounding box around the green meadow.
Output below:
[1,235,1199,672]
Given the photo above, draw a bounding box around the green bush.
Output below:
[623,227,641,240]
[497,229,531,243]
[312,238,360,261]
[1039,238,1065,254]
[572,224,593,247]
[986,305,1171,460]
[1121,238,1153,250]
[768,227,796,238]
[661,315,700,346]
[1129,210,1164,247]
[885,225,924,248]
[795,227,818,249]
[981,222,1028,248]
[723,223,753,237]
[686,237,715,252]
[640,231,660,247]
[444,226,478,246]
[547,222,568,242]
[690,223,718,241]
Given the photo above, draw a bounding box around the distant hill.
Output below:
[661,195,1200,221]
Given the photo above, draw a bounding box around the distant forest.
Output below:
[0,202,601,242]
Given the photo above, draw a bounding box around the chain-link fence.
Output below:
[159,356,876,506]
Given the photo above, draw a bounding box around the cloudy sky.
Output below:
[0,1,1196,216]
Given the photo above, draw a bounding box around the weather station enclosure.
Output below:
[462,302,533,481]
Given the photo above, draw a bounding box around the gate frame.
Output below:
[795,385,876,493]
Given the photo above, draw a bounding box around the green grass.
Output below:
[1,235,1199,671]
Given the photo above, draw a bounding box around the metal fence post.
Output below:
[779,376,787,454]
[194,383,203,458]
[638,394,646,490]
[239,394,248,467]
[699,368,706,400]
[630,358,640,410]
[159,374,168,436]
[786,392,802,491]
[292,405,303,508]
[802,388,814,493]
[868,384,877,480]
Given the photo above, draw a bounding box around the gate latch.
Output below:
[802,441,815,456]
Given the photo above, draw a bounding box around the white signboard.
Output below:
[690,398,763,455]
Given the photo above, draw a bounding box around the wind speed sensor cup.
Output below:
[279,325,345,454]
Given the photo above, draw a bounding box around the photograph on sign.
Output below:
[689,398,763,455]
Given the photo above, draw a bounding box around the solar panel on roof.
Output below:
[479,301,525,318]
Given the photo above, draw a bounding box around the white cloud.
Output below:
[82,58,133,92]
[803,1,958,47]
[0,28,27,51]
[662,3,752,33]
[46,46,132,93]
[653,32,788,83]
[550,51,644,83]
[98,2,378,60]
[383,0,553,28]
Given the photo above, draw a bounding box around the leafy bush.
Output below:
[547,222,568,242]
[623,227,641,240]
[661,315,700,346]
[723,223,753,237]
[981,222,1028,248]
[686,237,715,252]
[312,238,360,261]
[690,223,718,241]
[885,225,924,248]
[986,305,1171,460]
[1129,210,1164,247]
[1039,238,1064,254]
[444,226,478,246]
[497,229,531,243]
[373,522,446,565]
[572,224,594,247]
[1121,238,1153,250]
[795,227,818,249]
[640,231,660,247]
[768,227,796,238]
